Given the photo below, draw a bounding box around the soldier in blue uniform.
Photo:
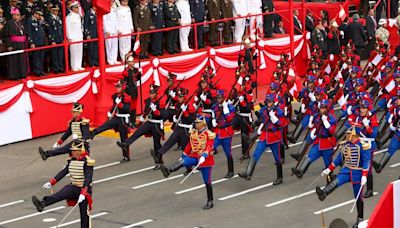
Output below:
[316,126,371,228]
[46,5,64,74]
[38,102,91,161]
[189,0,205,48]
[149,0,165,56]
[26,8,46,76]
[32,140,94,228]
[164,0,181,54]
[83,5,98,67]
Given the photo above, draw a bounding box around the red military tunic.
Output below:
[183,129,216,167]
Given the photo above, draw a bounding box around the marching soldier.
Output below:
[160,115,216,210]
[116,84,165,165]
[220,0,233,44]
[83,5,99,67]
[193,74,217,129]
[164,0,181,54]
[47,5,64,74]
[149,0,165,56]
[117,0,134,61]
[163,73,180,122]
[91,81,132,163]
[26,8,46,76]
[207,0,221,46]
[238,36,255,74]
[211,90,235,178]
[133,0,154,59]
[239,93,285,185]
[121,55,141,127]
[38,103,90,161]
[32,140,94,228]
[316,126,371,228]
[189,0,205,48]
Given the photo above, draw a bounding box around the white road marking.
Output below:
[93,166,154,184]
[0,200,24,209]
[218,182,274,201]
[132,174,184,189]
[313,192,378,215]
[42,218,56,223]
[94,162,121,170]
[121,219,155,228]
[265,190,316,207]
[390,162,400,168]
[49,212,109,228]
[0,206,66,226]
[175,175,239,195]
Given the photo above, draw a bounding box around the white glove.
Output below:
[329,54,334,61]
[339,30,344,36]
[367,71,372,76]
[169,90,176,98]
[42,182,52,190]
[78,194,86,203]
[194,96,199,102]
[308,115,314,128]
[200,93,207,101]
[284,107,288,116]
[115,97,122,104]
[347,106,353,115]
[393,56,399,61]
[52,142,60,149]
[257,123,264,135]
[238,95,244,102]
[361,176,367,186]
[342,63,347,69]
[321,168,331,176]
[310,128,317,140]
[222,101,229,115]
[362,117,370,127]
[388,114,394,124]
[139,115,145,122]
[72,134,78,140]
[198,156,206,165]
[269,110,279,124]
[150,103,157,111]
[173,115,178,123]
[301,103,307,114]
[212,119,217,127]
[309,92,316,102]
[381,65,385,70]
[138,68,143,73]
[107,111,112,118]
[339,83,344,88]
[378,90,383,97]
[387,99,393,109]
[193,103,198,110]
[227,99,233,105]
[180,104,187,112]
[390,123,397,131]
[368,62,372,67]
[322,115,331,129]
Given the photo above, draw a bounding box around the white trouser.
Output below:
[234,18,246,43]
[106,35,118,64]
[179,25,191,52]
[119,35,131,61]
[249,15,263,40]
[70,42,83,70]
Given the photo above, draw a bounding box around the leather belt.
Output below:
[148,119,164,130]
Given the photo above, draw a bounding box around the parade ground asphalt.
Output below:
[0,107,399,228]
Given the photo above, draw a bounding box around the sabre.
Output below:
[304,175,321,191]
[56,202,79,228]
[180,162,201,185]
[350,185,364,213]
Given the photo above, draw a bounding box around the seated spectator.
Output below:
[273,20,285,34]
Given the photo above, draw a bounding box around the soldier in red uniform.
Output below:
[193,74,217,129]
[160,115,216,210]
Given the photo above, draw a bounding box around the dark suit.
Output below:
[347,21,367,58]
[338,22,348,46]
[262,0,274,37]
[311,28,327,57]
[189,0,205,48]
[305,16,314,32]
[273,26,285,34]
[293,16,302,34]
[365,15,376,55]
[327,30,340,55]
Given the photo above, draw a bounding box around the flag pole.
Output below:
[138,33,143,114]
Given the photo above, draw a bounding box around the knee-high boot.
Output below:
[364,173,374,198]
[225,157,234,178]
[291,141,310,161]
[238,157,257,180]
[291,157,311,179]
[373,152,391,173]
[160,159,184,178]
[273,163,283,185]
[203,184,214,210]
[316,179,338,201]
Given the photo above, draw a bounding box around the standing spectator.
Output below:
[164,0,181,54]
[26,8,46,76]
[133,0,154,59]
[293,9,302,34]
[327,20,340,55]
[103,0,119,65]
[320,10,329,22]
[5,8,27,80]
[358,0,369,18]
[21,0,37,22]
[189,0,205,48]
[366,9,377,55]
[0,7,6,77]
[66,2,84,71]
[207,0,221,46]
[262,0,274,38]
[232,0,248,43]
[4,0,19,20]
[338,17,349,46]
[375,0,383,22]
[273,20,285,34]
[247,0,262,40]
[149,0,164,56]
[176,0,192,51]
[83,5,98,66]
[117,0,134,61]
[376,19,390,49]
[347,14,367,59]
[305,11,314,33]
[220,0,233,44]
[390,0,398,18]
[311,21,327,58]
[47,5,64,74]
[128,0,139,12]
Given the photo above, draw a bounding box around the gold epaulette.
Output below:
[85,155,95,166]
[81,118,90,125]
[361,141,372,150]
[206,130,216,140]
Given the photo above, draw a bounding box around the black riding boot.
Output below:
[160,160,184,178]
[273,163,283,185]
[225,157,234,178]
[150,149,163,170]
[203,184,214,210]
[240,133,250,160]
[316,179,338,201]
[364,173,374,198]
[38,147,48,161]
[288,125,302,143]
[129,110,137,128]
[291,157,311,179]
[291,141,310,161]
[120,147,131,163]
[32,196,45,212]
[238,157,257,180]
[280,144,285,164]
[373,152,391,173]
[353,199,364,228]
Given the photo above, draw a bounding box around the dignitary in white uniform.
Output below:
[66,2,84,71]
[232,0,248,43]
[176,0,192,52]
[247,0,262,40]
[117,0,134,61]
[103,0,120,65]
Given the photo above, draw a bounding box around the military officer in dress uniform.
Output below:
[149,0,165,56]
[207,0,221,46]
[38,102,91,161]
[164,0,181,54]
[176,0,192,52]
[220,0,233,44]
[121,55,141,126]
[47,5,64,73]
[232,0,248,43]
[134,0,154,59]
[83,5,98,67]
[160,115,216,210]
[103,0,119,65]
[247,0,263,40]
[66,2,84,71]
[26,8,46,76]
[32,140,94,228]
[189,0,205,48]
[117,0,134,61]
[21,0,37,22]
